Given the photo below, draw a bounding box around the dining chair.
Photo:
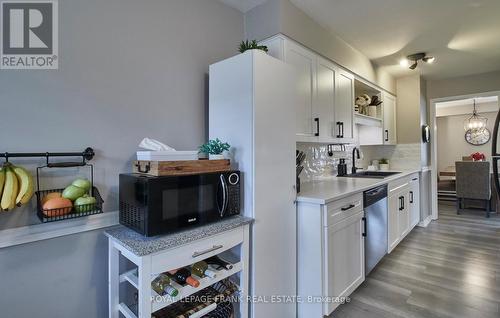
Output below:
[455,161,491,217]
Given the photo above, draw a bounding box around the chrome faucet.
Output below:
[352,147,360,174]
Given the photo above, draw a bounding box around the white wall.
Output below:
[244,0,396,93]
[436,112,497,173]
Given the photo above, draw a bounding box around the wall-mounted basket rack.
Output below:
[0,147,103,223]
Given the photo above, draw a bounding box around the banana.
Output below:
[13,165,34,206]
[0,167,5,208]
[1,166,18,211]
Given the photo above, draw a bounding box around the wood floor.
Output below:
[331,203,500,318]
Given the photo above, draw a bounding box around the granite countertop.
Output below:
[105,216,253,257]
[297,169,422,204]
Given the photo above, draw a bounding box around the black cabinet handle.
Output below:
[340,122,344,138]
[341,204,355,211]
[362,217,367,237]
[410,191,414,203]
[314,118,319,136]
[402,196,405,210]
[336,122,342,138]
[385,130,389,142]
[399,196,403,211]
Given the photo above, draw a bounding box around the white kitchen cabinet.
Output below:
[262,34,355,143]
[316,57,336,139]
[209,50,297,318]
[398,191,410,239]
[324,210,364,315]
[335,70,355,139]
[388,192,401,252]
[409,175,420,228]
[383,92,397,145]
[284,40,317,138]
[388,173,419,253]
[296,193,365,317]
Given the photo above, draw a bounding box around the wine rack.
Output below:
[107,223,251,318]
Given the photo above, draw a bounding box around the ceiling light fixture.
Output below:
[400,52,435,70]
[463,99,487,132]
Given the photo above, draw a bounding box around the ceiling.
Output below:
[218,0,268,13]
[219,0,500,80]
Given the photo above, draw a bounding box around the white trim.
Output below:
[418,215,432,228]
[429,90,500,221]
[0,211,119,249]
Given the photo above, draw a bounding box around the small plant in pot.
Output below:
[199,138,230,160]
[379,158,390,171]
[238,40,268,53]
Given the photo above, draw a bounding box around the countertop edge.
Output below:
[105,216,254,257]
[297,169,422,204]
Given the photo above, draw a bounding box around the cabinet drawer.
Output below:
[151,227,244,274]
[388,177,410,195]
[324,193,363,227]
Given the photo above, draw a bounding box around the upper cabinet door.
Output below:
[335,71,355,139]
[316,57,336,139]
[383,92,397,145]
[284,41,317,138]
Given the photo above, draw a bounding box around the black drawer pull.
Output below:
[385,130,389,142]
[341,204,355,211]
[314,118,320,136]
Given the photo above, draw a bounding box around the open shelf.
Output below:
[151,261,243,312]
[354,113,382,127]
[120,268,139,289]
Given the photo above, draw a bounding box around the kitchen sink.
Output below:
[339,171,401,179]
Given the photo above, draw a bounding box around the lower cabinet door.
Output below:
[398,192,411,238]
[388,194,400,252]
[324,211,364,315]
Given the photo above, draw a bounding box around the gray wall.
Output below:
[427,70,500,101]
[0,0,243,229]
[0,0,243,316]
[244,0,396,94]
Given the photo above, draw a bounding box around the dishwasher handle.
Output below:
[362,216,367,237]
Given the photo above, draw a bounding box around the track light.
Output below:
[400,52,435,70]
[423,56,435,63]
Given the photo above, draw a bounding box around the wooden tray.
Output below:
[133,159,230,176]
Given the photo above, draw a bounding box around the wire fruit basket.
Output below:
[35,162,104,223]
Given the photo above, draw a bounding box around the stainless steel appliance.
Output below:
[363,185,388,274]
[119,171,241,236]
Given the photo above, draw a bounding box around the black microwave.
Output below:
[119,171,241,237]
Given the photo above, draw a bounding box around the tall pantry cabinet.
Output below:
[209,50,298,318]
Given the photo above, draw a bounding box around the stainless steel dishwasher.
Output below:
[363,185,388,275]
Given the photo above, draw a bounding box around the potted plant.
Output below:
[379,158,390,171]
[199,138,230,160]
[238,40,268,54]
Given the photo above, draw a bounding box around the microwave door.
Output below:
[492,109,500,199]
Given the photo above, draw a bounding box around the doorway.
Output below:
[430,91,500,220]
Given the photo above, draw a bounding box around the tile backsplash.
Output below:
[296,143,356,181]
[297,142,422,182]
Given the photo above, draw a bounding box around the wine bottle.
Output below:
[205,256,233,270]
[151,274,179,297]
[191,261,217,278]
[168,268,200,288]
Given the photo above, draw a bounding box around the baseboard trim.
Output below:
[418,215,432,227]
[0,211,119,249]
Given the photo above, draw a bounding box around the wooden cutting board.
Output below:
[133,159,230,176]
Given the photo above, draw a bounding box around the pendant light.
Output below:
[463,99,487,132]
